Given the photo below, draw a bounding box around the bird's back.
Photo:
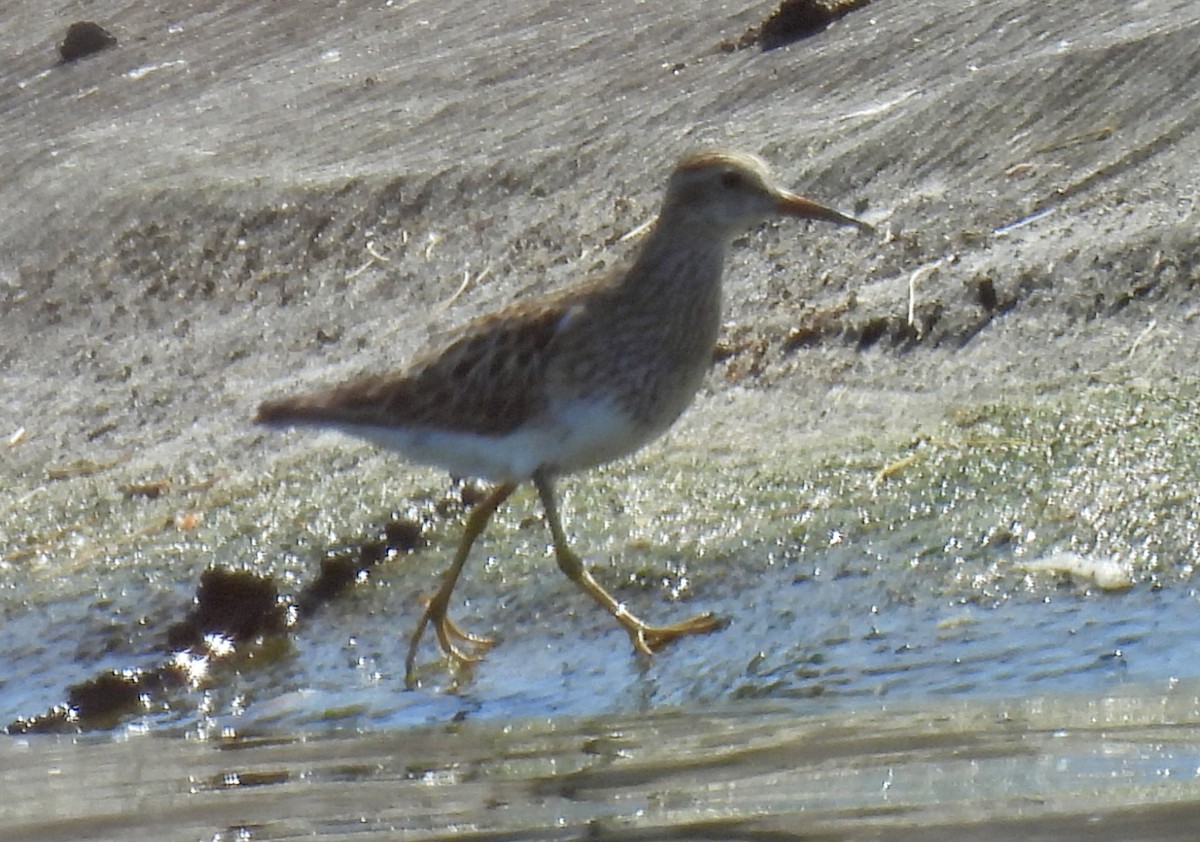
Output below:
[255,298,571,437]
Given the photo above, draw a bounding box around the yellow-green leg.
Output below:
[405,481,516,686]
[533,472,722,655]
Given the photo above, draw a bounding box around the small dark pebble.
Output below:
[59,21,118,63]
[976,277,999,311]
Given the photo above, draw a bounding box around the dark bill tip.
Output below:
[777,191,874,232]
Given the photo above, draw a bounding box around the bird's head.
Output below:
[660,149,871,238]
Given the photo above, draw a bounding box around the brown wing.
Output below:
[255,302,569,436]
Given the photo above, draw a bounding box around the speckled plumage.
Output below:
[256,149,869,683]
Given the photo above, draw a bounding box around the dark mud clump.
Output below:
[166,567,291,649]
[8,567,292,734]
[58,21,118,63]
[295,516,425,617]
[5,510,430,734]
[724,0,872,52]
[7,668,184,734]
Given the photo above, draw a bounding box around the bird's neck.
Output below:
[624,217,730,300]
[616,217,729,382]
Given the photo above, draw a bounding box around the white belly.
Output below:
[344,396,654,482]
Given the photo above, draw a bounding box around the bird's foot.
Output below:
[625,611,725,656]
[406,595,495,688]
[439,610,496,651]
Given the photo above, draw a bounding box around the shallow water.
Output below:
[5,688,1200,842]
[3,377,1198,734]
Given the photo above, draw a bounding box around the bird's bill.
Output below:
[776,191,873,231]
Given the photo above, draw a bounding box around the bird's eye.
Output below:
[720,171,743,189]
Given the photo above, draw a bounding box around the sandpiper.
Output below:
[256,149,870,684]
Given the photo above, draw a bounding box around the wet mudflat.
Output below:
[2,0,1199,836]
